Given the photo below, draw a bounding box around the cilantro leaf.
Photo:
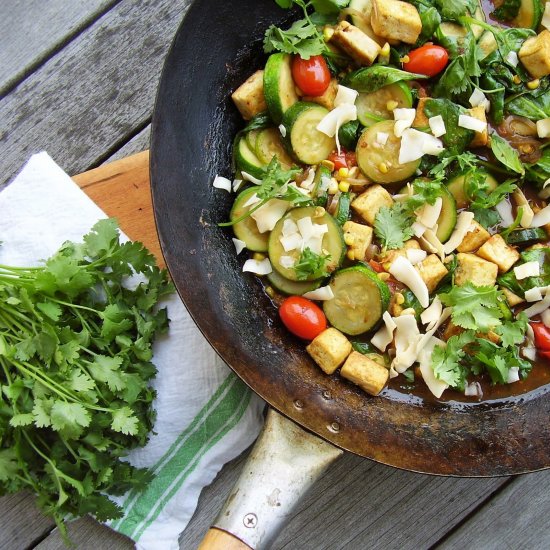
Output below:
[374,203,415,251]
[294,247,331,280]
[490,134,525,175]
[431,331,475,389]
[494,313,528,348]
[111,406,139,436]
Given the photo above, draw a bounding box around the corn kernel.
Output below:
[395,292,405,305]
[339,181,350,193]
[328,178,339,194]
[347,250,356,261]
[527,79,540,90]
[338,167,349,178]
[344,233,355,246]
[400,307,416,316]
[378,162,389,174]
[253,253,265,261]
[513,75,522,85]
[321,159,335,171]
[381,42,391,57]
[378,272,390,281]
[323,26,334,42]
[386,100,398,111]
[313,206,326,218]
[266,286,275,298]
[400,55,410,64]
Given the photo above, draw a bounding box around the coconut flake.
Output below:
[251,199,289,233]
[232,238,246,255]
[505,51,519,67]
[418,337,448,398]
[392,314,421,373]
[303,285,335,301]
[376,131,389,145]
[393,108,416,137]
[542,309,550,327]
[525,287,543,302]
[233,179,244,192]
[279,256,296,269]
[406,248,428,265]
[412,221,427,238]
[495,199,515,227]
[389,256,430,307]
[428,115,446,137]
[278,123,287,138]
[458,114,487,133]
[507,367,520,383]
[443,211,475,254]
[371,311,397,352]
[212,175,232,192]
[300,168,316,190]
[399,128,427,163]
[464,381,483,398]
[469,88,490,112]
[421,229,446,260]
[514,261,540,280]
[523,347,537,361]
[280,232,303,252]
[335,85,359,107]
[531,203,550,227]
[536,118,550,139]
[317,103,357,154]
[513,190,535,228]
[420,296,443,329]
[523,293,550,317]
[243,258,272,275]
[282,218,299,237]
[243,192,262,209]
[416,197,443,230]
[241,171,263,185]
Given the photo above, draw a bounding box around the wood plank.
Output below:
[438,471,550,550]
[0,0,115,94]
[0,0,193,190]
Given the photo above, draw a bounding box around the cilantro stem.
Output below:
[218,196,268,227]
[51,298,101,314]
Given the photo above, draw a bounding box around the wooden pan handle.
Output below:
[197,528,252,550]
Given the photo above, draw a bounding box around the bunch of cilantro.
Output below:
[0,219,173,539]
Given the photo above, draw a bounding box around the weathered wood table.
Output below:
[1,1,549,549]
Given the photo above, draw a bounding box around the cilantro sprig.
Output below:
[0,219,173,540]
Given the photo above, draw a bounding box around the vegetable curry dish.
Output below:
[215,0,550,402]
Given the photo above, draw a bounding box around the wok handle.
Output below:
[197,408,343,550]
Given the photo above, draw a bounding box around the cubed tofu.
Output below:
[351,184,394,225]
[340,351,389,396]
[371,0,422,45]
[415,254,448,293]
[455,253,498,287]
[476,234,520,274]
[456,220,491,253]
[306,328,352,375]
[343,221,373,262]
[468,106,489,148]
[442,320,463,341]
[331,20,381,66]
[231,70,267,120]
[501,287,525,307]
[519,30,550,79]
[303,78,339,110]
[412,97,430,128]
[379,239,421,266]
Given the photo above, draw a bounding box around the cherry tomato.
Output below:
[538,350,550,361]
[345,151,357,168]
[291,55,331,96]
[328,150,348,170]
[403,44,449,77]
[279,296,327,340]
[530,322,550,351]
[368,260,385,273]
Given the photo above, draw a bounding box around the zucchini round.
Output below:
[356,120,421,184]
[267,269,323,295]
[282,102,336,165]
[263,53,299,124]
[355,82,413,127]
[512,0,543,29]
[235,137,266,179]
[435,186,457,243]
[446,172,498,209]
[255,127,294,168]
[506,227,547,246]
[323,265,390,335]
[268,206,345,281]
[230,187,269,252]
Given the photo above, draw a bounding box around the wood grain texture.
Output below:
[0,0,114,94]
[198,528,252,550]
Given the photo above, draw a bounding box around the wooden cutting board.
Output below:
[72,150,164,268]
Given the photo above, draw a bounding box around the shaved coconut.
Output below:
[415,308,452,355]
[523,293,550,317]
[278,123,287,138]
[233,179,244,192]
[300,168,316,190]
[279,256,296,269]
[393,108,416,137]
[416,197,442,230]
[376,131,389,145]
[212,175,232,192]
[443,211,475,254]
[418,337,448,398]
[282,218,299,237]
[469,88,489,111]
[537,118,550,139]
[297,216,314,241]
[525,287,543,302]
[317,104,357,152]
[523,347,537,361]
[420,296,443,328]
[543,2,550,30]
[370,311,397,352]
[505,51,519,67]
[422,229,446,260]
[507,367,520,383]
[428,115,446,137]
[495,199,515,227]
[303,285,334,301]
[458,114,487,133]
[243,258,272,275]
[531,203,550,227]
[514,261,540,280]
[288,182,310,197]
[335,85,359,107]
[280,232,303,252]
[464,382,483,398]
[241,171,263,185]
[539,181,550,200]
[251,199,289,233]
[513,190,535,228]
[389,256,429,307]
[243,192,261,209]
[232,238,246,255]
[412,221,427,238]
[421,133,444,155]
[399,128,427,163]
[406,248,427,265]
[542,309,550,327]
[392,314,421,373]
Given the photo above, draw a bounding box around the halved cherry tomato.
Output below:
[368,260,385,273]
[538,350,550,361]
[403,44,449,77]
[279,296,327,340]
[328,150,357,171]
[291,55,331,97]
[530,322,550,351]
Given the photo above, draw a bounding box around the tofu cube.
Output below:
[371,0,422,45]
[519,30,550,79]
[468,106,489,148]
[340,351,389,396]
[415,254,448,293]
[306,328,352,375]
[501,287,524,307]
[331,21,381,66]
[379,239,421,266]
[455,253,498,287]
[351,184,394,226]
[343,221,373,262]
[476,234,520,274]
[456,220,491,253]
[412,97,430,129]
[231,70,267,120]
[303,78,338,110]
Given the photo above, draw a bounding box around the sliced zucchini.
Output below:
[512,0,544,29]
[267,269,323,295]
[355,82,413,127]
[235,137,266,180]
[334,192,351,226]
[323,265,390,335]
[268,206,345,281]
[478,31,498,60]
[446,172,498,209]
[255,127,294,168]
[312,164,332,205]
[282,102,336,165]
[230,187,269,252]
[506,227,548,246]
[435,186,457,243]
[246,129,261,152]
[263,53,299,124]
[356,120,421,184]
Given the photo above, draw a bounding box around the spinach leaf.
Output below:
[498,247,550,297]
[338,120,362,150]
[343,65,427,93]
[526,148,550,189]
[479,73,506,124]
[506,82,550,121]
[490,134,525,175]
[435,0,477,21]
[491,0,521,22]
[409,1,441,45]
[473,207,501,230]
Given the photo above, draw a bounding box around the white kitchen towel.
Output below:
[0,152,265,550]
